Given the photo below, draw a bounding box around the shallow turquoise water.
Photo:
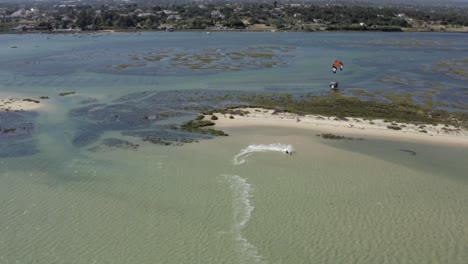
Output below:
[0,32,467,263]
[1,32,466,100]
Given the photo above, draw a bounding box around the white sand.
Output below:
[209,107,468,146]
[0,95,46,112]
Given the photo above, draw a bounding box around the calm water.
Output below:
[0,32,467,263]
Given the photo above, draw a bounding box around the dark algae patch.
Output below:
[59,91,76,96]
[68,89,467,150]
[104,46,295,76]
[2,128,17,133]
[387,125,403,130]
[181,120,228,136]
[88,138,140,152]
[316,133,363,140]
[69,90,245,148]
[22,98,40,103]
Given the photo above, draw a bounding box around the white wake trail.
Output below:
[223,174,264,263]
[233,143,294,165]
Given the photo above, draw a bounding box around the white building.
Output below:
[211,10,225,19]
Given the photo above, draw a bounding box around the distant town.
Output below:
[1,0,467,33]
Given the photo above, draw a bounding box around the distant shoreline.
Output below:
[1,27,467,35]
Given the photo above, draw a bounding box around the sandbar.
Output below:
[0,93,47,112]
[210,107,468,146]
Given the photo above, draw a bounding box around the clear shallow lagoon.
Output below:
[0,32,467,263]
[1,32,467,100]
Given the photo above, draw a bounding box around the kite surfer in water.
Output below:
[332,60,344,74]
[330,60,343,89]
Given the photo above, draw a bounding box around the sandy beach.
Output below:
[210,107,468,146]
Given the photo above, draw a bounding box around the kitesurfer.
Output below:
[332,60,344,74]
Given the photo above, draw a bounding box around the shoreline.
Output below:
[209,107,468,147]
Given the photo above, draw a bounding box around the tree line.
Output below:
[3,2,467,31]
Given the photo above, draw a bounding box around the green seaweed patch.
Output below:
[430,83,448,92]
[350,89,375,98]
[432,59,468,79]
[422,95,434,109]
[435,62,451,67]
[421,85,448,109]
[382,91,414,105]
[143,55,167,61]
[196,56,215,64]
[436,101,449,107]
[203,128,228,136]
[217,108,250,116]
[245,52,275,59]
[113,63,146,69]
[188,63,205,70]
[184,120,215,128]
[143,136,195,146]
[376,75,416,86]
[114,64,131,69]
[387,125,402,130]
[115,45,293,73]
[181,120,228,136]
[424,88,446,96]
[39,96,49,99]
[450,104,468,110]
[445,68,468,77]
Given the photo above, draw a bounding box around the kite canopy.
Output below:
[332,60,344,73]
